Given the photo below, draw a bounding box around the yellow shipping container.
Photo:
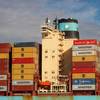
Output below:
[12,64,35,69]
[0,53,9,58]
[72,73,95,79]
[72,55,97,62]
[12,75,34,80]
[12,69,35,74]
[12,53,38,58]
[12,47,38,53]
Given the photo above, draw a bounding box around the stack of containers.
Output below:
[96,41,100,94]
[11,42,39,92]
[0,43,11,95]
[72,39,97,91]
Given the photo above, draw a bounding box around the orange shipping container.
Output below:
[0,53,9,58]
[12,47,38,53]
[12,75,34,80]
[72,56,97,62]
[72,73,95,79]
[12,69,35,75]
[12,53,37,58]
[12,64,35,69]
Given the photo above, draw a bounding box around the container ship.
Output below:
[0,17,100,96]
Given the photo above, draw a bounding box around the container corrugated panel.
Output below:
[72,85,95,90]
[72,56,97,62]
[12,75,34,80]
[0,86,7,91]
[72,67,95,73]
[0,53,9,58]
[73,39,97,45]
[12,69,35,74]
[12,85,34,91]
[14,42,39,47]
[73,61,96,67]
[72,45,97,50]
[12,47,38,53]
[72,50,96,56]
[12,64,35,69]
[12,53,37,58]
[12,58,34,64]
[12,80,34,85]
[72,79,95,85]
[72,73,95,79]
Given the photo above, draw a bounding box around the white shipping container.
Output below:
[72,45,97,51]
[72,50,96,56]
[0,75,7,80]
[72,85,95,90]
[0,86,7,91]
[12,80,34,85]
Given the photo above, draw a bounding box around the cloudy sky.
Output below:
[0,0,100,43]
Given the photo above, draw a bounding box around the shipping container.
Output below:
[0,69,9,74]
[0,43,11,48]
[12,47,38,53]
[12,80,34,85]
[72,73,95,79]
[12,64,35,69]
[12,58,34,64]
[0,53,9,58]
[72,50,96,56]
[73,61,96,67]
[0,75,7,80]
[14,42,39,47]
[12,85,34,91]
[12,69,35,74]
[72,67,95,73]
[12,75,34,80]
[0,86,7,91]
[72,79,95,85]
[0,80,7,85]
[0,48,11,53]
[73,39,97,45]
[12,53,37,58]
[72,45,97,51]
[72,85,95,90]
[72,56,97,62]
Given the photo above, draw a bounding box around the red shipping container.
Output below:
[12,86,34,91]
[74,39,97,45]
[0,43,11,48]
[12,58,34,64]
[0,59,9,74]
[0,81,7,86]
[0,70,8,74]
[72,67,96,73]
[73,61,96,68]
[0,92,5,96]
[0,48,11,53]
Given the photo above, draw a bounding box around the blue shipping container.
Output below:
[72,79,95,85]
